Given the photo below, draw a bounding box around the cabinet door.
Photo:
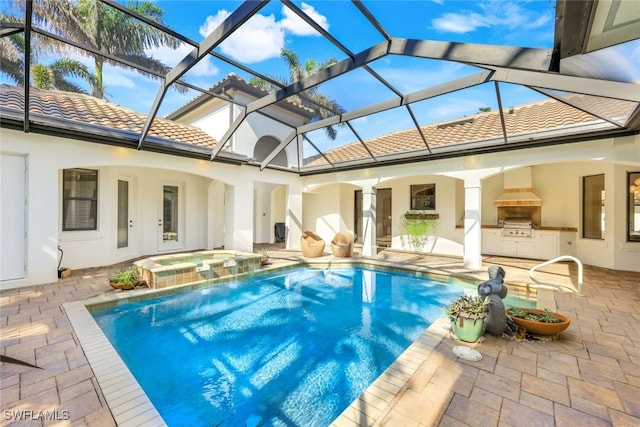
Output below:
[498,239,518,256]
[535,232,558,260]
[517,240,535,258]
[482,230,499,254]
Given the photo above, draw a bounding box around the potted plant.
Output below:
[399,211,438,251]
[255,248,270,266]
[109,266,145,290]
[506,308,570,335]
[445,294,489,342]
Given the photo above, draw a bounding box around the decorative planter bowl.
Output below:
[506,308,570,335]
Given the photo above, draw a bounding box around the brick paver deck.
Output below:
[1,251,638,426]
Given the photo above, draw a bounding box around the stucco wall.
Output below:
[0,128,301,289]
[302,134,640,273]
[382,175,463,256]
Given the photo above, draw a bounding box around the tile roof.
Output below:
[0,85,218,149]
[0,84,624,170]
[166,73,316,120]
[306,100,606,166]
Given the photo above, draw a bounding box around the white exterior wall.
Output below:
[302,183,346,242]
[0,128,301,290]
[384,175,463,256]
[1,126,638,290]
[303,134,640,273]
[191,107,231,142]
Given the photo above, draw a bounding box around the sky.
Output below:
[2,0,639,153]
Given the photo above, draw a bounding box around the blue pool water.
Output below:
[92,267,474,426]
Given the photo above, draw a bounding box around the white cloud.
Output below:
[432,1,552,34]
[432,12,489,33]
[197,5,330,64]
[280,2,328,35]
[200,10,284,63]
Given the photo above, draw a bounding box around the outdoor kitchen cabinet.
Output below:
[534,230,558,260]
[533,230,577,259]
[498,237,535,258]
[482,227,577,259]
[481,229,500,255]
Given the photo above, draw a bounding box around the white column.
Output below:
[224,181,253,252]
[463,178,483,270]
[361,185,377,257]
[286,182,303,250]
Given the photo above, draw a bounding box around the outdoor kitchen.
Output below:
[481,167,578,260]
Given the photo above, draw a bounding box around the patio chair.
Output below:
[331,231,354,257]
[300,231,325,258]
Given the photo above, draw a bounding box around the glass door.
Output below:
[117,180,130,249]
[354,188,392,247]
[117,177,136,257]
[377,189,392,248]
[159,184,181,250]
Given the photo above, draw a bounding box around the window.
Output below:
[410,184,436,210]
[628,172,640,242]
[63,168,98,231]
[582,174,604,239]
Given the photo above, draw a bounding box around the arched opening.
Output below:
[254,136,288,168]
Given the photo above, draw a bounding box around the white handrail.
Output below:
[529,255,583,295]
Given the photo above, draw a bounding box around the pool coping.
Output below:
[63,258,543,426]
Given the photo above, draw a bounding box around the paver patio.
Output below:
[1,250,639,426]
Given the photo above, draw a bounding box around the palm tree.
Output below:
[6,0,183,99]
[0,14,94,92]
[0,15,26,85]
[250,48,345,140]
[32,59,94,93]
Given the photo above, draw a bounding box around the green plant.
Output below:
[109,266,140,288]
[509,308,562,323]
[445,294,489,322]
[399,211,438,251]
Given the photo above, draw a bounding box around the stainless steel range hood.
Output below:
[494,167,542,207]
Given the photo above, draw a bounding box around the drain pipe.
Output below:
[58,245,64,272]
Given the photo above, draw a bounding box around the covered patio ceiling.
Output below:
[1,0,639,175]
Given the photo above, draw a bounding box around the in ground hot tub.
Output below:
[135,250,262,289]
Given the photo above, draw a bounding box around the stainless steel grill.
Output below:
[502,217,533,237]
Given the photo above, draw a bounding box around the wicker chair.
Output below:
[300,231,325,257]
[331,231,354,257]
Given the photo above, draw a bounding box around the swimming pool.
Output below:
[91,266,509,426]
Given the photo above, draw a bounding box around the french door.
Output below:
[354,188,392,247]
[116,178,136,257]
[159,183,182,250]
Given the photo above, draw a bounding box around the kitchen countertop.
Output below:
[457,225,578,232]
